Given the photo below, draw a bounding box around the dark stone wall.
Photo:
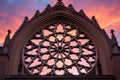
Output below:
[0,54,8,78]
[112,55,120,80]
[0,47,3,54]
[4,75,115,80]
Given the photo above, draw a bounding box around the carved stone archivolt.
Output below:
[7,0,113,76]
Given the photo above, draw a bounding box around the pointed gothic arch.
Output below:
[6,1,113,76]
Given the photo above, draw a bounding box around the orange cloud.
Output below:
[0,13,23,45]
[86,6,120,28]
[0,0,120,46]
[85,4,120,45]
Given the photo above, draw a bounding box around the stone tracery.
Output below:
[23,23,97,75]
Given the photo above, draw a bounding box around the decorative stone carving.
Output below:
[22,23,97,75]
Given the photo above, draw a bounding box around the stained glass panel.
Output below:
[22,23,97,75]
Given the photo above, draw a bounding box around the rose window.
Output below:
[23,23,97,75]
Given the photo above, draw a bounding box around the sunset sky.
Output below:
[0,0,120,46]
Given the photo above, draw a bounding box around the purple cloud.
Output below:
[0,0,120,45]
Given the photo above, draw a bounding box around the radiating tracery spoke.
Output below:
[23,23,97,75]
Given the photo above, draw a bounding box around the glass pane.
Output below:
[23,23,97,75]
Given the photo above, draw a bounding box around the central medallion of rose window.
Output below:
[23,23,97,75]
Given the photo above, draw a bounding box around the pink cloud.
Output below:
[0,12,23,44]
[86,6,120,28]
[82,1,120,45]
[0,0,120,46]
[32,0,38,3]
[104,22,120,45]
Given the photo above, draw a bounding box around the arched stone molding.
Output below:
[6,11,113,75]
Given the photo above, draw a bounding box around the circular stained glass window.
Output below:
[22,23,97,75]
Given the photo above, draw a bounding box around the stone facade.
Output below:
[0,0,120,80]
